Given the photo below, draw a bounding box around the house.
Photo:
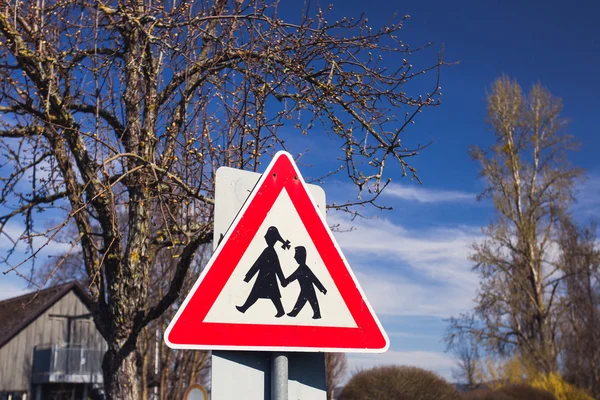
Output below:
[0,282,106,400]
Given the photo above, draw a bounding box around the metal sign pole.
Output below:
[271,352,288,400]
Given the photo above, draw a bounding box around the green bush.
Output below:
[339,365,460,400]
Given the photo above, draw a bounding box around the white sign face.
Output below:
[204,188,357,328]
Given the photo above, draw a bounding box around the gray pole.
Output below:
[271,353,288,400]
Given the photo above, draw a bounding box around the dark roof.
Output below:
[0,281,91,349]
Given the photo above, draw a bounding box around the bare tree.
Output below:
[138,242,211,399]
[35,227,212,399]
[447,76,582,374]
[0,0,442,398]
[450,333,482,391]
[325,353,348,399]
[557,218,600,398]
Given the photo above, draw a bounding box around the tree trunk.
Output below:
[141,351,148,400]
[160,347,172,400]
[103,348,140,400]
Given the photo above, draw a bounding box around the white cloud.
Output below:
[332,214,480,284]
[0,223,76,280]
[387,330,439,339]
[384,184,476,204]
[0,280,29,301]
[355,269,474,318]
[346,350,456,381]
[573,173,600,217]
[331,213,481,318]
[0,223,75,254]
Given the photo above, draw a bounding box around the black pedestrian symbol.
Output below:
[285,246,327,319]
[236,226,291,318]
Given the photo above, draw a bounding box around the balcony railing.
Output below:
[32,344,104,384]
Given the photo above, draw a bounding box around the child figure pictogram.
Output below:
[236,226,291,318]
[285,246,327,319]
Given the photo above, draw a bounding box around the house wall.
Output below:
[0,291,106,392]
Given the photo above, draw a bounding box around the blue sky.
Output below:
[305,0,600,379]
[2,0,600,382]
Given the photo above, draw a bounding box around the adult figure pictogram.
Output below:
[236,226,291,317]
[285,246,327,319]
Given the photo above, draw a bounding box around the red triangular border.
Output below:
[165,152,389,352]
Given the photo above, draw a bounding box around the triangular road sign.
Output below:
[165,151,389,352]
